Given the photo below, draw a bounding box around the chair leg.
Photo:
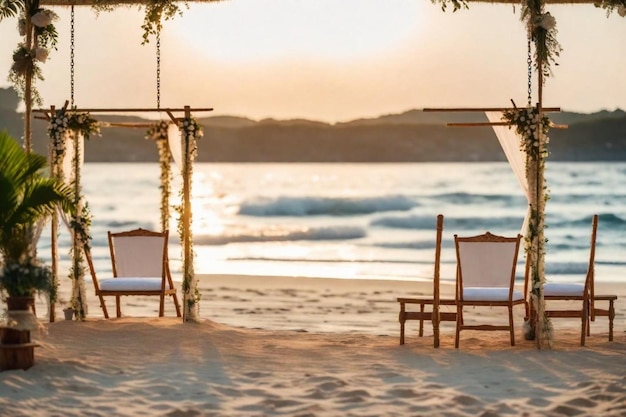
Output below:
[581,300,588,347]
[99,294,109,319]
[399,303,406,345]
[433,304,440,349]
[172,293,182,317]
[608,300,615,342]
[455,305,462,349]
[116,295,121,318]
[159,295,165,317]
[418,304,424,337]
[508,306,515,346]
[587,302,596,336]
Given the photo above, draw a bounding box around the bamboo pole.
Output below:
[423,107,561,112]
[433,214,443,348]
[447,122,568,128]
[33,107,214,114]
[535,55,546,350]
[181,105,195,321]
[24,13,33,153]
[49,105,57,323]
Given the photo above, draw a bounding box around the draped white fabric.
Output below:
[167,123,183,169]
[61,132,84,185]
[58,132,85,231]
[486,111,530,236]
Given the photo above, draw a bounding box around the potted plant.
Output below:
[0,130,72,310]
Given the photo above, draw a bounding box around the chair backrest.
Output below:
[455,232,522,293]
[433,214,444,301]
[108,228,168,278]
[585,214,599,302]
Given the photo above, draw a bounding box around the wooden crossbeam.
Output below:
[447,122,568,128]
[39,0,223,6]
[423,107,561,112]
[34,105,213,124]
[33,107,214,114]
[423,103,566,128]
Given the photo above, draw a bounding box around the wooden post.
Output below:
[433,214,443,348]
[182,105,195,321]
[49,105,57,322]
[23,12,33,153]
[534,55,547,349]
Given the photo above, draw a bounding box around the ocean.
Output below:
[38,162,626,284]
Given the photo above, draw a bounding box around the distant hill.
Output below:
[1,87,625,162]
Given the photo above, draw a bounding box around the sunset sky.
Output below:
[0,0,625,123]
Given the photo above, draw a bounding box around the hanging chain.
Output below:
[156,29,161,110]
[527,29,533,107]
[70,5,75,107]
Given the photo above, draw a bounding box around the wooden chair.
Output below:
[84,228,181,318]
[543,214,617,345]
[397,214,456,347]
[454,231,525,348]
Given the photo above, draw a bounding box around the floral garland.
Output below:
[176,116,203,320]
[90,0,184,45]
[46,108,99,320]
[502,106,553,346]
[430,0,467,12]
[140,0,184,45]
[595,1,626,17]
[48,108,102,141]
[4,6,59,106]
[68,200,91,319]
[501,106,551,158]
[521,6,562,80]
[145,121,173,232]
[432,0,625,81]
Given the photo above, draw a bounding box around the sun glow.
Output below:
[171,0,423,63]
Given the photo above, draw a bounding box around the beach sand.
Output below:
[1,274,625,416]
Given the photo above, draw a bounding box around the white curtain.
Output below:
[167,123,183,169]
[486,111,530,235]
[59,132,84,230]
[61,132,84,185]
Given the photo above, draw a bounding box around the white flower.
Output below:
[31,11,53,28]
[34,47,49,63]
[538,12,556,31]
[618,6,626,18]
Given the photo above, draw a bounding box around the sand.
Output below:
[1,274,624,417]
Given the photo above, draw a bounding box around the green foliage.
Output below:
[141,0,185,45]
[594,0,626,16]
[502,106,551,159]
[0,0,24,20]
[0,258,52,297]
[0,130,72,297]
[430,0,468,12]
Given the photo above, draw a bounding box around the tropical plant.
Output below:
[0,130,72,298]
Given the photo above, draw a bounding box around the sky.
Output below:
[0,0,625,123]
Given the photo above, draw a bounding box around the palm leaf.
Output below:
[0,0,25,20]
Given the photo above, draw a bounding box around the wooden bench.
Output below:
[398,297,457,346]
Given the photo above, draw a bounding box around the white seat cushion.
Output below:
[544,282,584,297]
[463,287,525,302]
[99,277,164,292]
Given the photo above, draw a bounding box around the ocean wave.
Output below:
[238,195,416,216]
[548,213,625,228]
[545,262,589,276]
[193,226,366,245]
[431,192,526,206]
[371,215,524,231]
